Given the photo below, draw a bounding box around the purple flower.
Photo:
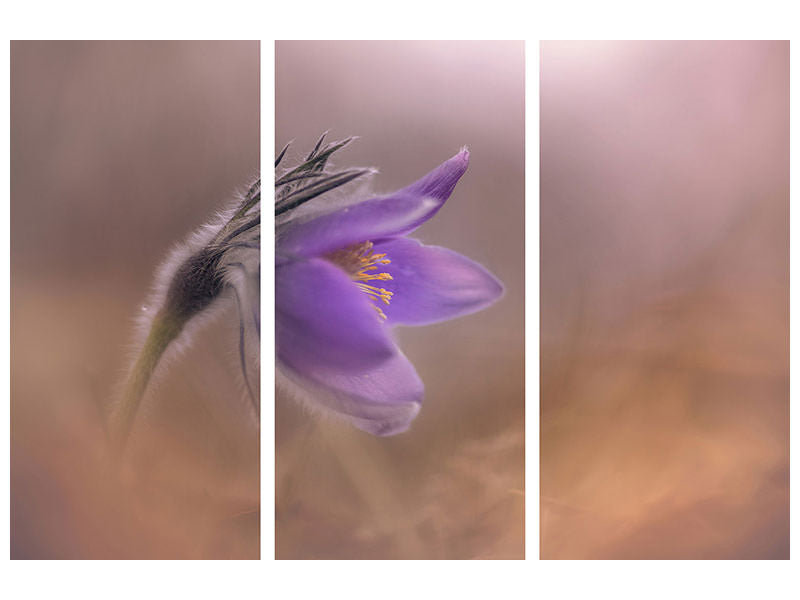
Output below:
[276,149,503,435]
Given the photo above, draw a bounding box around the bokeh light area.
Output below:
[540,41,788,559]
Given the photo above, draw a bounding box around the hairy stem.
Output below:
[109,311,186,457]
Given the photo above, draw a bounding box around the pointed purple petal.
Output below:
[277,191,438,259]
[276,258,396,375]
[398,148,469,206]
[373,238,504,326]
[277,150,470,259]
[279,350,423,436]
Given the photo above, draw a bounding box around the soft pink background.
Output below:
[541,41,788,559]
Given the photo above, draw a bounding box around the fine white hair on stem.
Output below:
[109,177,260,457]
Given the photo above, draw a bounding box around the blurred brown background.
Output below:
[11,41,260,558]
[541,41,788,559]
[276,41,525,559]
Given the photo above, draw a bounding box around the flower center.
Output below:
[326,241,393,319]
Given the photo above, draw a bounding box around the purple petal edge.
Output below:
[400,148,469,204]
[278,350,424,436]
[373,237,504,327]
[276,149,470,259]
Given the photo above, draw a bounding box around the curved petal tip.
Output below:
[402,148,470,205]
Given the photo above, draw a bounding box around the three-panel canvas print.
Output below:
[9,40,788,561]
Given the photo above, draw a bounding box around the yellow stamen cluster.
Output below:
[326,241,394,319]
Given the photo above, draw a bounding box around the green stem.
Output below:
[109,311,185,457]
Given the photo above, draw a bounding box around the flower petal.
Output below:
[276,258,396,375]
[277,192,437,259]
[278,350,424,436]
[374,238,504,326]
[276,150,470,259]
[398,148,470,206]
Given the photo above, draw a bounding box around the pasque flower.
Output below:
[276,138,503,435]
